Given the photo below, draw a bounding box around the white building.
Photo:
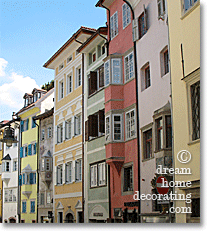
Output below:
[2,122,19,223]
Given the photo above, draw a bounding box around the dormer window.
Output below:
[34,94,38,102]
[59,63,64,71]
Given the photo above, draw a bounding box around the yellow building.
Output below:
[16,88,54,223]
[44,26,96,223]
[167,0,200,223]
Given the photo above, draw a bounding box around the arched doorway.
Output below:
[65,213,74,223]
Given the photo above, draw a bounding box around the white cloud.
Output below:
[0,58,39,111]
[0,58,8,77]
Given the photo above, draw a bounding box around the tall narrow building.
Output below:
[16,88,54,223]
[43,27,96,223]
[167,0,200,223]
[77,27,109,223]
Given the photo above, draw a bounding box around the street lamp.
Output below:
[0,125,18,147]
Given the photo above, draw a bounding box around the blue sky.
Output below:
[0,0,106,121]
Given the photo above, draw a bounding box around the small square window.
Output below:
[141,63,151,91]
[67,55,72,63]
[59,63,64,71]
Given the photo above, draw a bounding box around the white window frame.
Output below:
[104,60,110,86]
[98,162,106,186]
[66,73,73,95]
[113,114,123,141]
[57,123,63,143]
[65,119,72,140]
[75,66,82,88]
[67,55,73,64]
[47,127,52,138]
[110,11,118,39]
[157,0,166,19]
[57,165,63,185]
[59,79,64,100]
[160,46,169,77]
[41,129,45,140]
[111,58,122,84]
[105,115,111,142]
[90,164,97,187]
[74,114,81,136]
[75,159,82,182]
[46,192,51,204]
[181,0,199,14]
[65,162,72,184]
[125,109,136,140]
[122,3,131,29]
[59,63,64,71]
[13,160,17,171]
[124,52,134,82]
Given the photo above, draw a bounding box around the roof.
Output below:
[2,154,11,161]
[34,107,54,120]
[77,27,108,53]
[16,88,54,115]
[22,164,32,173]
[95,0,104,7]
[43,26,96,68]
[0,120,10,125]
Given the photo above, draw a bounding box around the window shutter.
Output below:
[72,160,75,182]
[132,17,139,42]
[103,163,106,184]
[28,144,32,155]
[34,173,36,184]
[55,126,57,144]
[63,122,65,141]
[65,163,68,183]
[99,110,105,133]
[25,146,27,157]
[89,53,92,65]
[94,165,97,186]
[26,118,29,130]
[20,147,23,158]
[144,4,147,32]
[20,121,24,132]
[62,164,65,184]
[89,71,97,95]
[71,117,74,137]
[19,175,22,186]
[91,166,94,186]
[23,174,25,185]
[75,160,78,181]
[55,166,57,185]
[85,120,89,141]
[89,114,98,137]
[99,66,104,88]
[34,143,37,154]
[74,116,77,136]
[30,173,33,184]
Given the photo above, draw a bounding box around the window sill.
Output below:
[154,148,172,154]
[124,75,135,85]
[90,184,107,189]
[161,72,169,78]
[122,190,134,196]
[142,156,154,162]
[188,138,200,146]
[125,136,137,143]
[88,87,105,99]
[181,2,200,20]
[88,135,105,142]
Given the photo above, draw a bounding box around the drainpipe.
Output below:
[123,0,141,223]
[34,120,40,223]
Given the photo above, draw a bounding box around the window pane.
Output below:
[112,59,121,84]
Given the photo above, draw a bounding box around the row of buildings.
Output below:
[0,0,200,223]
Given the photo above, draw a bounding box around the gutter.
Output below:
[123,0,141,223]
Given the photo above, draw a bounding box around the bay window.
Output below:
[126,109,136,140]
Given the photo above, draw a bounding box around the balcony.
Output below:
[1,172,11,186]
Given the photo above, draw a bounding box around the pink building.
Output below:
[96,0,139,223]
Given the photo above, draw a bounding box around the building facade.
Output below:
[34,108,54,223]
[44,27,96,223]
[1,121,19,223]
[77,27,109,223]
[16,88,54,223]
[96,0,139,222]
[167,0,200,223]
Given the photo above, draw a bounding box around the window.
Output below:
[191,81,200,140]
[5,161,10,172]
[65,120,72,140]
[160,47,169,77]
[32,143,37,155]
[139,12,146,39]
[67,73,73,94]
[30,200,35,213]
[0,142,2,150]
[74,114,81,136]
[32,117,36,128]
[22,201,27,213]
[105,116,110,142]
[41,129,45,140]
[92,51,96,62]
[113,115,122,141]
[122,3,131,29]
[156,118,163,151]
[110,11,118,39]
[157,0,166,19]
[88,65,104,96]
[76,67,82,88]
[23,146,27,157]
[123,166,133,192]
[124,53,134,82]
[59,80,64,100]
[166,116,172,148]
[59,63,64,71]
[75,159,82,182]
[13,161,17,171]
[143,129,152,159]
[57,165,63,185]
[13,136,18,147]
[40,193,44,205]
[182,0,199,13]
[22,173,36,184]
[141,63,151,91]
[21,119,29,132]
[101,44,105,55]
[57,123,63,143]
[48,127,52,138]
[46,192,51,204]
[126,109,136,139]
[58,212,63,223]
[41,159,45,171]
[4,189,16,202]
[90,164,97,187]
[98,162,106,186]
[67,55,72,63]
[104,61,110,86]
[65,162,72,183]
[46,159,50,171]
[112,59,122,84]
